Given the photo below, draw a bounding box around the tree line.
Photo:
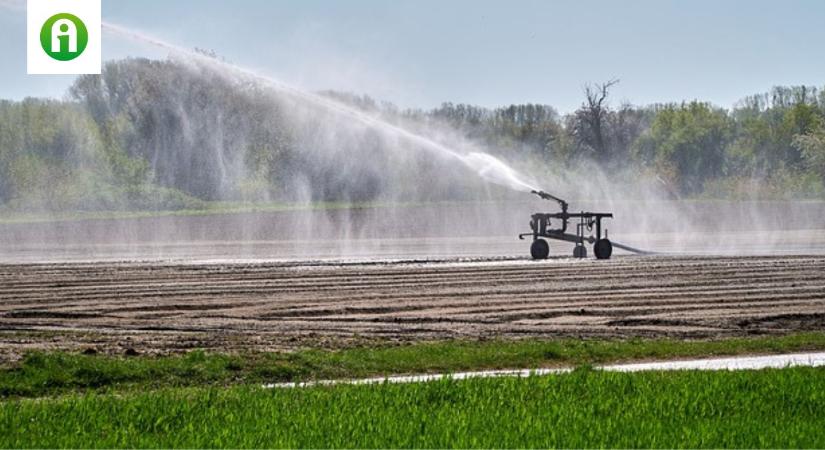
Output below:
[414,82,825,198]
[0,58,823,212]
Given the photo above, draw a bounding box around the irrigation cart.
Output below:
[519,190,614,260]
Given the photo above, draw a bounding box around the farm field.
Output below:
[2,204,824,448]
[1,254,824,360]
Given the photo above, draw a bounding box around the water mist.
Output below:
[100,22,542,196]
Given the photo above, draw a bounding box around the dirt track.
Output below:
[1,255,824,361]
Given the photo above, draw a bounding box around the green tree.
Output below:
[633,102,733,194]
[794,118,825,182]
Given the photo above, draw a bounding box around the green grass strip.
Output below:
[2,332,825,399]
[2,367,824,448]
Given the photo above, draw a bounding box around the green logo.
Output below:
[40,13,88,61]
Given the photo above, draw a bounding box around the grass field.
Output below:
[3,334,824,448]
[3,332,825,399]
[2,366,823,448]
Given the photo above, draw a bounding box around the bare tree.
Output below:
[572,79,619,162]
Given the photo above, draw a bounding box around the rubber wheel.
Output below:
[594,239,613,260]
[530,239,550,259]
[573,245,587,258]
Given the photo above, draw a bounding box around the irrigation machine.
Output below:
[519,190,615,260]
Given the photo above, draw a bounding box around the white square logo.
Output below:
[27,0,101,74]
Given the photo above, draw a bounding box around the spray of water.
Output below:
[100,22,541,194]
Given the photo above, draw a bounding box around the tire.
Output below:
[594,239,613,260]
[573,245,587,258]
[530,239,550,259]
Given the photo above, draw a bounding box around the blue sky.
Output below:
[1,0,824,113]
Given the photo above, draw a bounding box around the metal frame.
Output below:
[519,190,613,258]
[519,210,613,245]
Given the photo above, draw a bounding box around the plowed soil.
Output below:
[1,255,824,361]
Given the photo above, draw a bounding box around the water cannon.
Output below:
[531,190,568,213]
